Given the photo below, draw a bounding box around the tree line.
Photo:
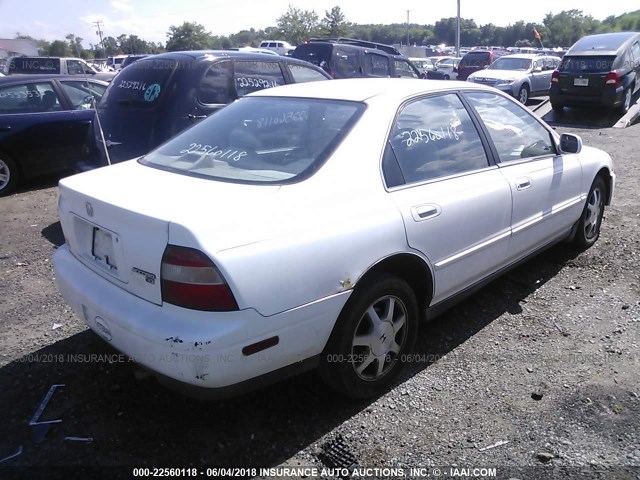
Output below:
[14,7,640,58]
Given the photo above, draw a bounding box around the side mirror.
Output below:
[559,133,582,154]
[533,66,543,72]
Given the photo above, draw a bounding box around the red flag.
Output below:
[533,28,541,39]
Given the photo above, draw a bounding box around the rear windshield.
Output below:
[99,58,177,108]
[140,96,365,184]
[460,52,491,68]
[8,57,60,74]
[560,56,616,73]
[292,44,332,68]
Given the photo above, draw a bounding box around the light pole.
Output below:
[456,0,461,57]
[406,10,410,47]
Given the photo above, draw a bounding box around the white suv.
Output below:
[259,40,295,56]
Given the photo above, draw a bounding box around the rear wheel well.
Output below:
[357,254,433,319]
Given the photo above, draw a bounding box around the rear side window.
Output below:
[0,82,61,113]
[630,42,640,66]
[286,63,329,83]
[199,61,232,104]
[363,53,390,76]
[234,61,286,97]
[560,56,616,73]
[99,58,177,108]
[385,93,489,185]
[333,49,361,78]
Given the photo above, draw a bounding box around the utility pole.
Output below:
[93,21,106,58]
[406,10,410,47]
[456,0,461,57]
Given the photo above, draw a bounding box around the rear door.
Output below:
[384,92,512,305]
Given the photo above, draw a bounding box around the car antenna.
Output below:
[74,40,112,166]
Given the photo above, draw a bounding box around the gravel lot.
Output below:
[0,119,639,480]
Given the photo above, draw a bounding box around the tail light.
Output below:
[551,70,560,84]
[161,245,238,311]
[605,71,620,87]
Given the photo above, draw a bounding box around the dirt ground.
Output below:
[0,118,639,480]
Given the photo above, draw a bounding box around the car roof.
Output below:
[138,50,311,64]
[0,74,109,85]
[249,78,494,103]
[501,54,560,60]
[568,31,640,55]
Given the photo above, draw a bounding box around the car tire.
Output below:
[573,176,606,250]
[617,85,633,115]
[552,103,564,114]
[517,84,529,104]
[319,273,419,399]
[444,74,450,80]
[0,154,19,197]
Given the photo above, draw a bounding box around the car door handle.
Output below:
[0,126,11,131]
[516,177,532,190]
[411,204,441,222]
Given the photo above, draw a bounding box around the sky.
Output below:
[0,0,635,48]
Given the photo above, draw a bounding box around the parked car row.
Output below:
[1,32,637,196]
[421,31,640,113]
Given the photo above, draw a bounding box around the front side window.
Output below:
[395,59,419,78]
[384,93,489,186]
[465,91,556,162]
[233,61,286,97]
[0,82,61,113]
[140,97,365,184]
[60,81,106,109]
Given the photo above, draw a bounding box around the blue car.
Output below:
[0,74,108,196]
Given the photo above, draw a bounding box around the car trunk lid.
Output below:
[556,55,616,96]
[58,161,279,305]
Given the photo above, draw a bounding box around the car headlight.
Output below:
[496,79,515,86]
[466,77,475,82]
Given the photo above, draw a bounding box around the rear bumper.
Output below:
[53,244,349,392]
[550,85,624,107]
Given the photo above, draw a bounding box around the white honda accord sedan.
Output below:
[54,78,614,399]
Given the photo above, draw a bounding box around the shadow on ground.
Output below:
[0,244,581,471]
